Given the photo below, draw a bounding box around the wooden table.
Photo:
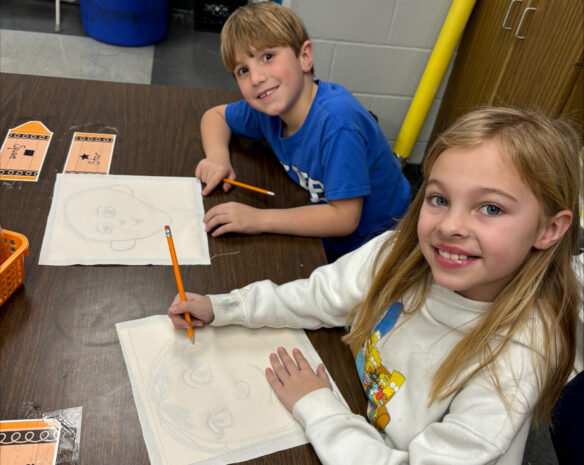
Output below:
[0,73,366,464]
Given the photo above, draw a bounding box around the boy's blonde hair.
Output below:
[345,107,583,425]
[220,2,311,74]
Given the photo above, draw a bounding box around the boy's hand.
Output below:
[195,158,236,196]
[266,347,332,412]
[203,202,264,236]
[168,292,215,328]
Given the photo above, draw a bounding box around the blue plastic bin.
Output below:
[80,0,169,47]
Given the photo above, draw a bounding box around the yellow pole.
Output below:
[393,0,477,162]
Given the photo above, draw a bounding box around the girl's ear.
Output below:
[299,40,314,73]
[533,210,573,250]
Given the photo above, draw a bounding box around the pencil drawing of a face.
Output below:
[64,184,172,251]
[149,328,292,452]
[117,318,321,464]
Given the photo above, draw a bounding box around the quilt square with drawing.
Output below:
[116,316,347,465]
[39,173,209,265]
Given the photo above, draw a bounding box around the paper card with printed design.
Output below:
[0,419,61,465]
[63,132,116,174]
[0,121,53,181]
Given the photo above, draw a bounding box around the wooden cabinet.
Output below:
[431,0,584,140]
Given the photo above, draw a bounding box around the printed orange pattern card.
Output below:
[0,121,53,181]
[63,132,116,174]
[0,419,61,465]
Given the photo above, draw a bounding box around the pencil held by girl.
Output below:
[170,107,582,464]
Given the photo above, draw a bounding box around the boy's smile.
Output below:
[417,140,550,302]
[258,88,277,99]
[232,42,316,135]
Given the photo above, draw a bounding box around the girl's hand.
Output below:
[195,158,235,196]
[266,347,332,413]
[168,292,215,329]
[203,202,264,236]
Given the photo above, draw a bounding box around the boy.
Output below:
[197,2,410,261]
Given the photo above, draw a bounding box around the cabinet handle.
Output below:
[502,0,522,30]
[515,7,536,39]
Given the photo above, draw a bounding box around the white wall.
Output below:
[289,0,456,164]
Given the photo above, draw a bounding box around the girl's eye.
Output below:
[480,204,502,216]
[428,195,448,207]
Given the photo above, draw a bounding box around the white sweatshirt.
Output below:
[209,231,576,465]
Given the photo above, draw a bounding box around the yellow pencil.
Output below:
[222,178,275,196]
[165,225,194,344]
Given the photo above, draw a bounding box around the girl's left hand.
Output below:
[266,347,332,412]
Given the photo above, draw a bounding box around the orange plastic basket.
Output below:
[0,229,29,306]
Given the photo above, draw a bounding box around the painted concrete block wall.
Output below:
[289,0,455,164]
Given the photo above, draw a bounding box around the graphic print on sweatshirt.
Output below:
[354,302,405,432]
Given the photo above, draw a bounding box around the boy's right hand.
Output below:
[195,158,236,196]
[168,292,215,329]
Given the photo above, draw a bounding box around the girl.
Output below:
[169,107,582,464]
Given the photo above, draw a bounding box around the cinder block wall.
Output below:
[288,0,455,164]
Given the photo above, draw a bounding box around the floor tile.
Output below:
[0,0,85,36]
[1,29,154,84]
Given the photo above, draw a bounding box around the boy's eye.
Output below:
[235,66,248,77]
[480,204,502,216]
[428,194,448,207]
[261,52,274,62]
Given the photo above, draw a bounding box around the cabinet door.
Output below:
[431,0,520,135]
[560,67,584,137]
[492,0,583,112]
[432,0,584,137]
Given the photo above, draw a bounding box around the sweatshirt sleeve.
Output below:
[209,231,391,329]
[292,389,410,465]
[289,344,536,465]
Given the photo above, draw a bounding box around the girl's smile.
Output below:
[433,244,478,269]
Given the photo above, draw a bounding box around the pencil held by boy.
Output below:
[196,2,411,262]
[171,107,583,464]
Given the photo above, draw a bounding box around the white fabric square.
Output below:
[39,174,209,265]
[116,315,346,465]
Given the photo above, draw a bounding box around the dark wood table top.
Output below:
[0,73,366,464]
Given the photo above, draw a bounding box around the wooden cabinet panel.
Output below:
[559,65,584,138]
[493,0,583,110]
[432,0,584,139]
[442,0,518,106]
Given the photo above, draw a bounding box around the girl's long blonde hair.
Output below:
[344,107,582,424]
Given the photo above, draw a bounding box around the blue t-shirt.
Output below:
[225,80,410,260]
